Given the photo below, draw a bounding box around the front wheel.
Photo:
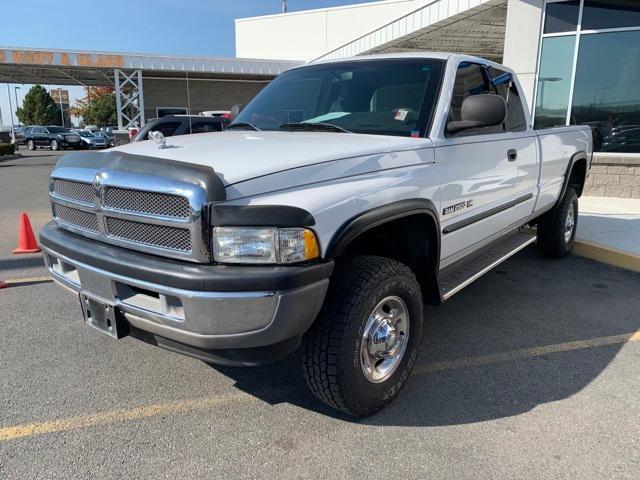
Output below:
[27,139,35,151]
[50,139,59,151]
[537,187,578,258]
[301,256,423,417]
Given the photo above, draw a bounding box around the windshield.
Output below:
[234,58,444,137]
[78,131,93,137]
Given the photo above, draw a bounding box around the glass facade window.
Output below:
[582,0,640,31]
[543,0,580,34]
[571,30,640,152]
[535,0,640,152]
[534,35,576,129]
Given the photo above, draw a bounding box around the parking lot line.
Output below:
[414,331,640,375]
[0,393,249,442]
[1,330,638,442]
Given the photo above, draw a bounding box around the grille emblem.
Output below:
[93,173,104,192]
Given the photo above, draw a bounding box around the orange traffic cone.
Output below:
[13,212,41,254]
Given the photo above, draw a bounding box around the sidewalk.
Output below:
[574,196,640,272]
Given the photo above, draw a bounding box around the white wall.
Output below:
[235,0,431,61]
[502,0,544,113]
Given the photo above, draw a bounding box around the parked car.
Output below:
[23,126,82,151]
[41,53,592,417]
[131,115,228,142]
[11,126,25,145]
[73,130,109,149]
[94,131,116,147]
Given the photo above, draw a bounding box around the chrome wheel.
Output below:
[360,295,409,383]
[564,203,575,243]
[51,139,59,151]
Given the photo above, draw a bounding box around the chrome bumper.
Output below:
[43,246,329,352]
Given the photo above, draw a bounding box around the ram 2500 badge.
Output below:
[41,53,592,417]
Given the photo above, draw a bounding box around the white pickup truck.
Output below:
[42,53,592,417]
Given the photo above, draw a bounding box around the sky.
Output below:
[0,0,381,127]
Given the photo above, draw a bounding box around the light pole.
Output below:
[14,86,21,126]
[538,77,561,111]
[57,87,65,127]
[6,84,16,145]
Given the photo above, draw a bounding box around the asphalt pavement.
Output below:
[0,150,639,479]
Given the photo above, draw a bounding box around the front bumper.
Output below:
[40,222,332,365]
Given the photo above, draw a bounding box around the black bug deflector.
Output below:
[55,150,227,203]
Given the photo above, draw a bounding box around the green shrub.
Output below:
[0,143,16,156]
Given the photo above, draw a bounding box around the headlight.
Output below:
[212,227,319,264]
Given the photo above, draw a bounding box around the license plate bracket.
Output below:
[79,293,128,339]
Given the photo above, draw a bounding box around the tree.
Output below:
[70,87,117,126]
[16,85,61,126]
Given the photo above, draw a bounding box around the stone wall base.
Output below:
[583,154,640,199]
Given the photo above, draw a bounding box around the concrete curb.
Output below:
[573,239,640,273]
[0,153,22,162]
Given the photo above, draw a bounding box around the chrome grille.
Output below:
[52,179,94,204]
[49,166,210,262]
[53,204,99,232]
[105,217,191,252]
[104,187,190,218]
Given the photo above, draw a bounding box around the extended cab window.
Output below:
[488,67,527,132]
[234,59,445,137]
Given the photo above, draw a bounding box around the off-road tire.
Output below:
[537,187,578,258]
[301,255,423,417]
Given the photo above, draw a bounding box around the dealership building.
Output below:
[236,0,640,196]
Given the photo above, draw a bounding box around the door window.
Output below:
[448,62,505,136]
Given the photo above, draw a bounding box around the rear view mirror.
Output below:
[230,104,244,121]
[447,94,507,134]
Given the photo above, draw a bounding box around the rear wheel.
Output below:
[301,256,423,417]
[537,187,578,258]
[27,139,35,151]
[50,139,59,151]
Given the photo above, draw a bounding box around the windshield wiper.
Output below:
[278,122,351,133]
[226,122,261,131]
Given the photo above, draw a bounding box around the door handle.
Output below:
[507,149,518,162]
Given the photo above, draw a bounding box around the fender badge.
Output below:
[443,200,473,216]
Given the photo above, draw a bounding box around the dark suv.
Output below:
[131,115,228,142]
[23,126,82,151]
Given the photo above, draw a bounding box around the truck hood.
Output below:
[112,131,430,186]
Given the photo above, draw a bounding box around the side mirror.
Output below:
[447,94,507,134]
[230,104,244,121]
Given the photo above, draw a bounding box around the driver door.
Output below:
[436,62,537,266]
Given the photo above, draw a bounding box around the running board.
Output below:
[439,231,536,301]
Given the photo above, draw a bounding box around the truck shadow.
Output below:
[211,247,640,425]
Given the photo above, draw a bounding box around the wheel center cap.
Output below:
[370,321,397,357]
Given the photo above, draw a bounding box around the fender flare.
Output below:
[555,150,589,208]
[325,198,441,269]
